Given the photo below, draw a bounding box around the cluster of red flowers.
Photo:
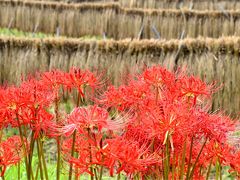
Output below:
[0,66,239,179]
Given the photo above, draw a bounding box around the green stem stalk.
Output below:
[206,158,213,180]
[215,158,222,180]
[88,128,94,180]
[164,136,170,180]
[189,138,208,179]
[69,92,81,180]
[94,168,98,180]
[0,167,5,180]
[27,132,35,180]
[69,130,77,180]
[117,173,121,180]
[57,139,61,180]
[0,128,3,143]
[38,137,49,180]
[16,112,30,180]
[186,136,194,179]
[35,164,40,180]
[180,137,187,180]
[99,165,104,180]
[55,96,61,180]
[37,139,44,180]
[171,154,175,180]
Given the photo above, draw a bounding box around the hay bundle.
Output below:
[1,0,240,39]
[117,9,144,39]
[143,9,240,39]
[119,0,240,10]
[0,0,119,37]
[0,36,239,115]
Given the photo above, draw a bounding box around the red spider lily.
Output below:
[0,87,33,127]
[0,87,25,112]
[26,108,57,138]
[64,68,101,95]
[20,77,55,108]
[98,137,159,177]
[0,65,238,179]
[117,80,152,111]
[204,140,234,165]
[0,88,9,128]
[140,66,175,89]
[0,136,28,176]
[62,134,101,176]
[99,85,124,110]
[40,70,66,98]
[176,75,218,106]
[100,80,152,112]
[62,105,127,137]
[229,151,240,176]
[0,76,56,128]
[96,65,237,176]
[134,98,195,148]
[138,66,181,103]
[200,113,235,142]
[40,70,65,87]
[123,124,152,147]
[138,66,218,106]
[62,105,110,136]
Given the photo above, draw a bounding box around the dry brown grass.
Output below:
[0,36,239,116]
[1,0,240,39]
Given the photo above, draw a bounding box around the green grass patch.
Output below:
[0,28,103,40]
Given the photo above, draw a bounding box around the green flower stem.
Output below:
[38,137,49,180]
[205,158,213,180]
[55,96,61,180]
[37,139,44,180]
[56,138,61,180]
[69,92,81,180]
[180,137,187,180]
[186,136,194,179]
[117,173,121,180]
[99,166,103,180]
[16,112,30,180]
[189,138,208,179]
[172,154,175,180]
[164,135,170,180]
[28,132,35,180]
[88,128,94,180]
[35,164,40,180]
[68,130,77,180]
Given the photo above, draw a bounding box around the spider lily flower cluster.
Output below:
[0,66,239,180]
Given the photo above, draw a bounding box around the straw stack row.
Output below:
[1,0,240,39]
[21,0,240,10]
[0,36,239,116]
[119,0,240,10]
